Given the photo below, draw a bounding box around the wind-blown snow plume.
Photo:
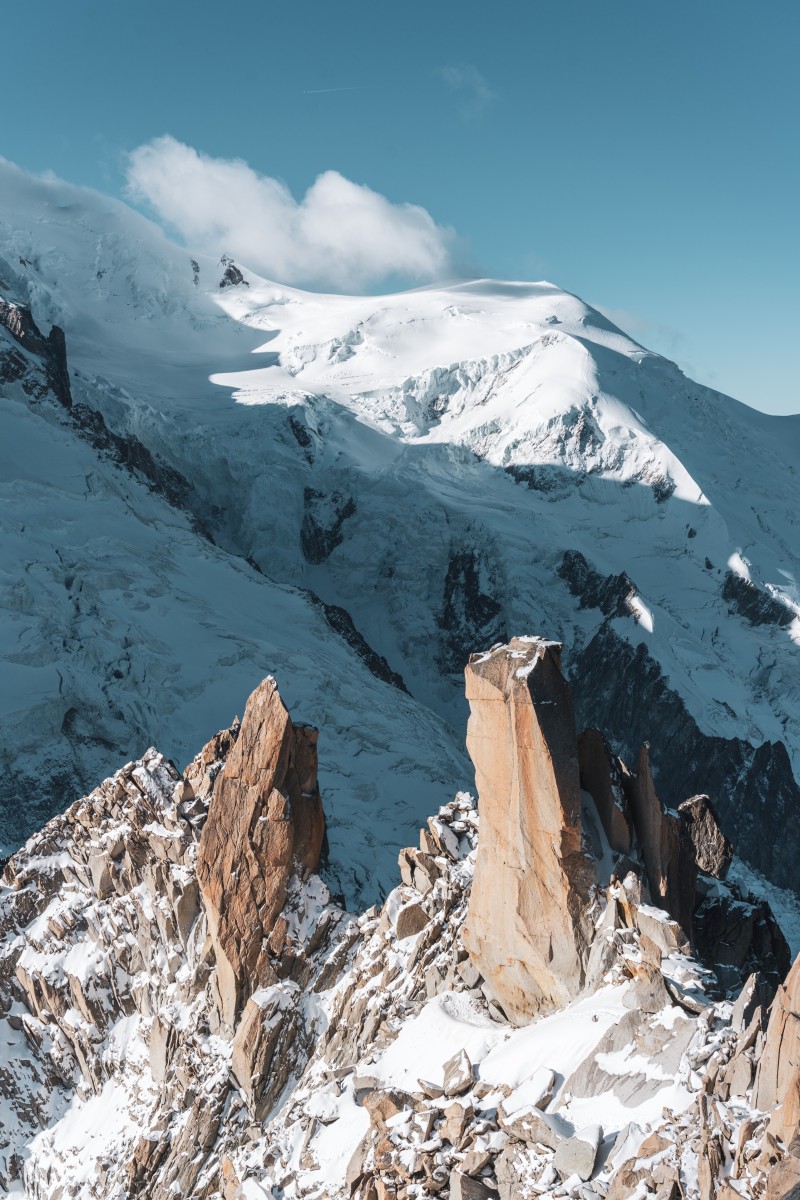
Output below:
[126,135,457,290]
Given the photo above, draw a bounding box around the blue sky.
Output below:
[3,0,798,413]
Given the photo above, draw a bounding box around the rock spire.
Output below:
[462,637,595,1024]
[197,675,325,1027]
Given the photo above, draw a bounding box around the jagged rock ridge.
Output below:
[1,640,799,1198]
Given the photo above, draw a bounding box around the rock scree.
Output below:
[2,646,800,1198]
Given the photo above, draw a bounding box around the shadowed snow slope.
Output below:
[0,158,798,896]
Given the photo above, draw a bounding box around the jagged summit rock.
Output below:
[462,637,788,1009]
[463,637,595,1024]
[197,675,325,1027]
[1,651,799,1198]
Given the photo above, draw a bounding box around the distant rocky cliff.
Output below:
[569,623,800,898]
[1,639,799,1198]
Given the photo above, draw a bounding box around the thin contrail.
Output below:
[302,85,371,95]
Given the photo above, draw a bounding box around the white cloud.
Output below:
[438,65,496,116]
[125,136,457,292]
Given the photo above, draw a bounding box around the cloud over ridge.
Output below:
[126,136,457,292]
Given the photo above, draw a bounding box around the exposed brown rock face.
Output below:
[753,953,800,1139]
[197,677,325,1027]
[2,649,798,1198]
[578,727,632,853]
[623,747,695,940]
[463,638,595,1025]
[679,794,734,880]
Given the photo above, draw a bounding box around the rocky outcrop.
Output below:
[753,954,800,1138]
[437,547,506,676]
[622,745,696,940]
[464,639,785,1004]
[570,622,800,892]
[0,287,203,547]
[558,549,637,621]
[679,794,734,879]
[218,257,249,288]
[577,727,632,853]
[301,486,356,563]
[463,638,594,1024]
[70,401,200,525]
[0,296,72,407]
[312,596,409,693]
[0,679,344,1197]
[197,676,325,1028]
[1,649,798,1199]
[693,874,791,995]
[722,569,795,629]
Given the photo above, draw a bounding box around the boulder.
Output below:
[395,901,428,940]
[363,1088,417,1131]
[417,1077,445,1100]
[623,746,695,940]
[460,1148,492,1176]
[721,1048,754,1097]
[442,1048,474,1097]
[623,962,673,1014]
[450,1171,495,1200]
[89,853,113,900]
[753,953,800,1139]
[149,1014,177,1084]
[578,727,632,853]
[441,1100,470,1146]
[634,905,690,957]
[553,1124,602,1181]
[463,638,595,1024]
[197,676,325,1028]
[498,1101,560,1149]
[512,1066,555,1110]
[678,794,733,879]
[345,1133,372,1191]
[607,1163,654,1200]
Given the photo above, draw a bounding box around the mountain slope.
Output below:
[0,158,798,892]
[0,248,466,907]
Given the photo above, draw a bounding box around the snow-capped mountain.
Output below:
[1,158,798,899]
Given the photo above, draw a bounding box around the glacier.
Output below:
[1,156,798,901]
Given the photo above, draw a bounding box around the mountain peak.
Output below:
[1,643,796,1197]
